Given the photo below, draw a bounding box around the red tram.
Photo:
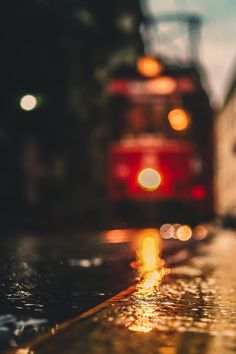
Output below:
[106,56,214,222]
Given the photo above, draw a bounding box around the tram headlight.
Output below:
[137,168,162,192]
[168,108,191,131]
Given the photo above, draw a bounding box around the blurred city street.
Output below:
[1,0,236,353]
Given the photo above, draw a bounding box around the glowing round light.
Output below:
[137,168,161,192]
[20,95,38,111]
[137,56,163,77]
[193,225,208,240]
[168,108,191,131]
[160,224,175,239]
[176,225,192,241]
[173,224,181,239]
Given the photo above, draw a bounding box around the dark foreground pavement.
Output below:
[4,227,236,354]
[0,229,139,350]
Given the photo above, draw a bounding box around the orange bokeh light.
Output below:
[193,225,208,240]
[146,76,177,95]
[137,56,163,78]
[176,225,192,241]
[168,108,191,131]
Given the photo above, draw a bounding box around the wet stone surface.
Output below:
[0,230,136,350]
[23,230,236,354]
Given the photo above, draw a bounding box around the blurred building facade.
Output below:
[0,1,143,224]
[215,71,236,217]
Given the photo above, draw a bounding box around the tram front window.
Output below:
[122,103,169,136]
[124,105,147,134]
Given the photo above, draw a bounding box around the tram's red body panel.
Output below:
[109,137,200,202]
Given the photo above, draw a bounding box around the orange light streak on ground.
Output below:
[135,229,170,291]
[128,229,170,333]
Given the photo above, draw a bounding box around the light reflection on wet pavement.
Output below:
[8,228,236,354]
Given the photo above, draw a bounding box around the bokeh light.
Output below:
[168,108,191,131]
[160,224,175,239]
[193,225,208,240]
[146,76,176,95]
[137,168,161,191]
[137,56,163,77]
[173,224,181,239]
[20,95,38,111]
[176,225,192,241]
[103,229,132,243]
